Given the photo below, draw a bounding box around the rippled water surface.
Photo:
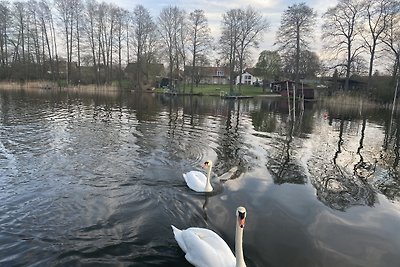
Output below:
[1,89,400,267]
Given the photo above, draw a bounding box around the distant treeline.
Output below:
[0,0,267,93]
[0,0,399,101]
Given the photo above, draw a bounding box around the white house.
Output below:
[235,68,262,85]
[184,66,230,85]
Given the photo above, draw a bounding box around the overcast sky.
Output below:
[102,0,338,59]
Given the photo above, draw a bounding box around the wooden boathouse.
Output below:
[271,80,317,100]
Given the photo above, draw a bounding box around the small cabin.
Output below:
[271,80,316,99]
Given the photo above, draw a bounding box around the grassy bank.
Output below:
[0,81,270,96]
[0,81,122,92]
[155,84,274,96]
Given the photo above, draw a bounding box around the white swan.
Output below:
[183,160,213,192]
[171,206,247,267]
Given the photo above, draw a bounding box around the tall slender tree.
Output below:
[83,0,99,84]
[275,2,316,84]
[0,1,11,77]
[38,0,56,80]
[381,1,400,79]
[361,0,393,90]
[11,1,29,79]
[188,9,212,93]
[132,4,156,90]
[220,8,241,94]
[220,7,268,94]
[322,0,365,90]
[115,7,128,86]
[54,0,80,84]
[158,6,185,90]
[236,6,268,91]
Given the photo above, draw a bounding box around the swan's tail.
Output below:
[182,173,189,184]
[171,225,187,253]
[171,225,181,237]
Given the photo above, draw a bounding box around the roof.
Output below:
[243,68,261,76]
[184,66,230,77]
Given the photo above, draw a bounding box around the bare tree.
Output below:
[220,8,241,94]
[158,6,186,90]
[90,2,117,84]
[0,1,11,77]
[381,0,400,79]
[188,9,212,93]
[37,0,57,80]
[322,0,365,90]
[27,1,41,69]
[220,7,268,94]
[132,4,156,90]
[360,0,393,90]
[115,7,128,86]
[9,1,30,80]
[176,10,188,92]
[54,0,80,84]
[276,2,316,85]
[83,0,99,84]
[74,0,84,83]
[236,6,268,91]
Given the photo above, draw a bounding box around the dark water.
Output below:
[0,89,399,267]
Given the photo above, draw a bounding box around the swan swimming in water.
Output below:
[183,160,213,192]
[171,206,247,267]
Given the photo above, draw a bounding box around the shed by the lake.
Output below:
[271,80,319,99]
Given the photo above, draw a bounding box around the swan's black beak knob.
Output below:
[238,211,246,228]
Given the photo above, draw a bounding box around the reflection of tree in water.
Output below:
[251,100,281,133]
[214,100,245,177]
[162,96,248,178]
[267,103,309,185]
[249,98,317,184]
[309,117,377,211]
[268,118,308,184]
[374,114,400,201]
[353,118,377,178]
[126,93,161,122]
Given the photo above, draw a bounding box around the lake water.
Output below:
[0,88,399,267]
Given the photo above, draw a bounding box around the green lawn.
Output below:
[155,84,274,96]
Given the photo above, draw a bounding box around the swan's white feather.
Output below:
[171,225,236,267]
[183,171,212,192]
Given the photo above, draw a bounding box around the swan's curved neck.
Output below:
[205,163,213,191]
[235,219,246,267]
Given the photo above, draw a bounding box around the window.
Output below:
[216,70,224,77]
